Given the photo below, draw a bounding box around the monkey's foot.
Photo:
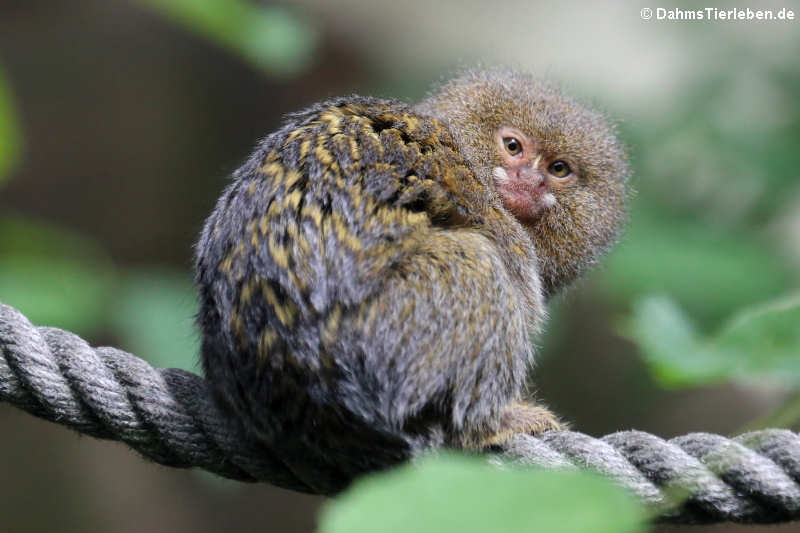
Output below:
[481,402,567,448]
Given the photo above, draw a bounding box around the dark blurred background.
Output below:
[1,1,799,531]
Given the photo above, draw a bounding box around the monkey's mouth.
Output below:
[492,167,556,221]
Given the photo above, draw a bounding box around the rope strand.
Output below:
[2,302,799,523]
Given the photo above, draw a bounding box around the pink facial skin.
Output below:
[492,126,575,222]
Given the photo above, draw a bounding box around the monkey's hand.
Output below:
[479,401,567,448]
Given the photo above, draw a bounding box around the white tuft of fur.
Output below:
[492,166,510,184]
[541,192,557,208]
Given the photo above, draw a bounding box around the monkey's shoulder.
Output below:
[195,97,497,319]
[235,97,479,209]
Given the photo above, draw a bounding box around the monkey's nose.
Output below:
[521,168,547,190]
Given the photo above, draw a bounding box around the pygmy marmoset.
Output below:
[195,69,629,494]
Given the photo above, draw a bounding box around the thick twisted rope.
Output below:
[2,302,799,523]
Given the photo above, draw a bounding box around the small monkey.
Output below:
[195,69,628,493]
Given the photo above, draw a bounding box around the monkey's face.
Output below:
[485,94,629,296]
[417,69,629,295]
[486,104,628,296]
[484,111,627,295]
[490,126,575,223]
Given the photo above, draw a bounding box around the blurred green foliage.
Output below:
[138,0,318,77]
[0,215,199,368]
[606,62,800,392]
[109,271,198,371]
[319,453,646,533]
[0,215,116,335]
[0,65,20,186]
[0,214,198,369]
[599,206,790,327]
[623,293,800,389]
[0,10,798,530]
[629,70,800,224]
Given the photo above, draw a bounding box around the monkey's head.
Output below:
[416,69,630,297]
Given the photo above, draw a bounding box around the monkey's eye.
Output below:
[548,160,572,178]
[503,137,523,156]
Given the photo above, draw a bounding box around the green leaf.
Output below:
[715,293,800,382]
[623,293,800,389]
[622,295,732,388]
[0,65,21,186]
[139,0,317,77]
[598,206,789,326]
[319,454,646,533]
[109,270,199,370]
[0,215,115,335]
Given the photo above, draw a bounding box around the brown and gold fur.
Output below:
[195,70,629,493]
